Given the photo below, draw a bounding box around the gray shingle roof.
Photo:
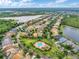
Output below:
[2,37,13,47]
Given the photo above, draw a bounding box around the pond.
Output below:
[63,26,79,42]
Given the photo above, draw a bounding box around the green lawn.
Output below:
[62,15,79,28]
[0,20,17,34]
[20,37,64,58]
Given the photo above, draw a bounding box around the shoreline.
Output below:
[60,25,79,44]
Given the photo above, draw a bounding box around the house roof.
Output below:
[2,37,13,47]
[59,37,67,43]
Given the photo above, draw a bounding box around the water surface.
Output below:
[63,26,79,42]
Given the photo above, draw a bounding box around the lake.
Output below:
[63,26,79,42]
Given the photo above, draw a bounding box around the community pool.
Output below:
[34,41,46,49]
[37,42,43,47]
[34,41,50,50]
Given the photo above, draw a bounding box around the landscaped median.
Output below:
[20,37,64,58]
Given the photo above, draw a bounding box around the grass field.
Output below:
[0,20,17,34]
[20,37,64,58]
[62,15,79,28]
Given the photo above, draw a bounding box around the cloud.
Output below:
[38,2,57,8]
[55,0,67,3]
[12,0,35,8]
[0,0,32,5]
[0,0,33,8]
[0,0,56,8]
[0,0,12,5]
[69,3,79,7]
[0,0,78,8]
[20,0,32,3]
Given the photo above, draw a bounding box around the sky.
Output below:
[0,0,79,8]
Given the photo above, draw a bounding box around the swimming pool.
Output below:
[37,42,43,47]
[34,41,46,49]
[34,41,50,50]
